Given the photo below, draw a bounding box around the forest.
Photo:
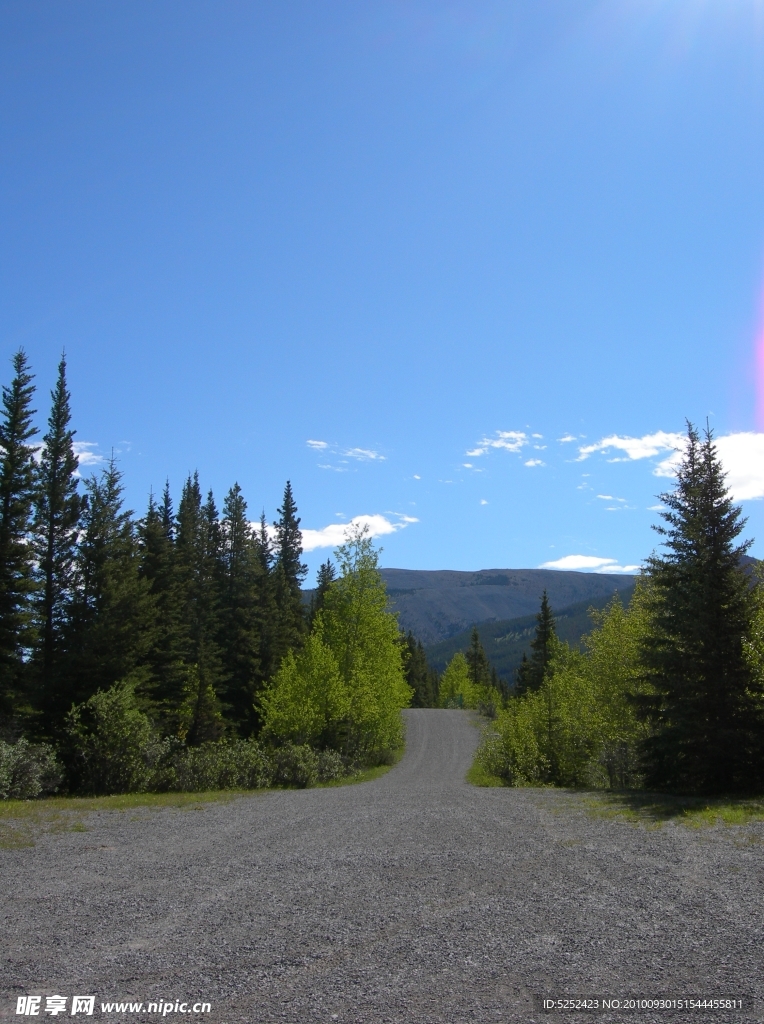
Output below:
[1,350,763,800]
[0,352,419,797]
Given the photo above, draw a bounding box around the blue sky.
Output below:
[3,1,764,583]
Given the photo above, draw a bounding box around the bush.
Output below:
[475,596,650,790]
[315,747,348,781]
[64,681,154,795]
[272,742,319,788]
[166,739,275,793]
[0,738,64,800]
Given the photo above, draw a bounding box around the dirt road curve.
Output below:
[2,710,762,1023]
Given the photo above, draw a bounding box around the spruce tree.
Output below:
[219,483,263,735]
[33,355,82,714]
[465,626,491,691]
[402,631,437,707]
[309,559,336,624]
[638,423,762,794]
[173,474,224,742]
[0,351,38,721]
[60,457,155,726]
[250,511,278,691]
[138,483,185,718]
[515,591,556,696]
[272,481,307,667]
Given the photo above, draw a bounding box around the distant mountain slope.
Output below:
[379,567,637,645]
[424,585,637,682]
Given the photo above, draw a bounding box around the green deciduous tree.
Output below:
[320,527,411,755]
[0,351,38,719]
[263,526,411,759]
[477,592,650,789]
[438,652,474,708]
[638,423,762,794]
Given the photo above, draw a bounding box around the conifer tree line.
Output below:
[0,350,321,746]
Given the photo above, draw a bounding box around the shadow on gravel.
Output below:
[580,789,764,828]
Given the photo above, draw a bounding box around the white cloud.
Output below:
[539,554,640,573]
[300,513,418,552]
[467,430,528,457]
[596,494,613,500]
[463,463,473,469]
[306,439,328,450]
[647,504,665,511]
[524,458,544,467]
[558,434,577,443]
[531,433,543,439]
[480,499,488,505]
[580,429,764,502]
[577,430,684,463]
[413,474,421,480]
[712,433,764,501]
[73,442,103,471]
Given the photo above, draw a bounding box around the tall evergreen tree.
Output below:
[309,559,336,625]
[515,591,556,695]
[402,631,437,708]
[59,457,155,726]
[465,626,491,691]
[33,355,82,713]
[272,481,307,667]
[173,474,224,743]
[0,351,38,721]
[638,423,762,794]
[219,483,263,735]
[138,483,185,716]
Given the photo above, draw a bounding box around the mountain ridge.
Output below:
[377,567,637,645]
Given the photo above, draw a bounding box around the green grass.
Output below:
[0,790,249,850]
[466,760,505,787]
[576,790,764,829]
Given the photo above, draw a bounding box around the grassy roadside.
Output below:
[578,790,764,829]
[0,748,404,850]
[465,743,764,828]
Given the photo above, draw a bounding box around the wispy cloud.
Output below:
[300,513,418,552]
[558,434,577,443]
[539,554,640,574]
[307,439,386,469]
[524,458,544,467]
[467,430,528,458]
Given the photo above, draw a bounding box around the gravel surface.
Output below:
[2,709,763,1024]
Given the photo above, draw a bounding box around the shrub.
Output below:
[315,747,348,781]
[167,739,275,792]
[64,681,154,795]
[0,738,64,800]
[272,742,319,788]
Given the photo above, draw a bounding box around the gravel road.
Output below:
[2,709,763,1024]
